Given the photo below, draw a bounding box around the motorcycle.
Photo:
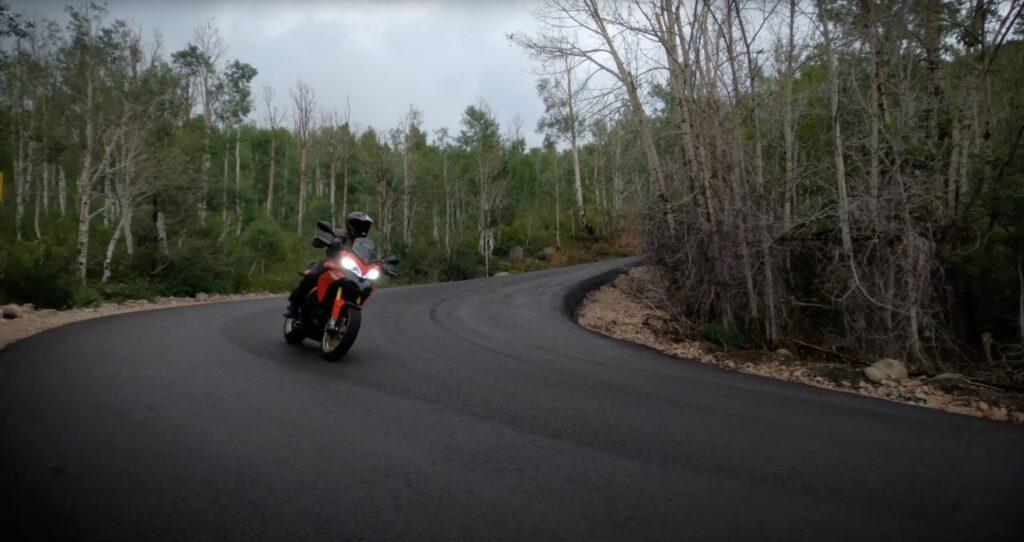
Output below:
[284,220,398,360]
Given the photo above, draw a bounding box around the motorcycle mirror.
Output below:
[384,266,399,278]
[316,220,333,234]
[312,237,328,249]
[385,257,400,265]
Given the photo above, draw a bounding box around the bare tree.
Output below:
[323,105,352,228]
[514,0,674,233]
[400,105,423,246]
[261,84,282,216]
[290,80,315,233]
[193,19,225,225]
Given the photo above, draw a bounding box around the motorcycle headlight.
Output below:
[366,268,380,281]
[340,256,359,272]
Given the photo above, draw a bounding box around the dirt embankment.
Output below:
[577,267,1024,424]
[0,292,281,350]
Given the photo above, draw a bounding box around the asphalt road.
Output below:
[2,258,1023,541]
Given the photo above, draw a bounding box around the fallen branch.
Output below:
[925,372,1011,393]
[791,339,865,365]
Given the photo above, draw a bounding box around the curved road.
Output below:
[1,258,1022,541]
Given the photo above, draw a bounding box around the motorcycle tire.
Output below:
[321,307,361,361]
[283,315,305,344]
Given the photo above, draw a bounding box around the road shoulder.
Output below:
[0,292,281,350]
[576,266,1024,425]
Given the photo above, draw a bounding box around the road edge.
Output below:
[560,260,638,322]
[0,293,284,351]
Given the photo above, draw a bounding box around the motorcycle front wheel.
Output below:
[321,307,361,361]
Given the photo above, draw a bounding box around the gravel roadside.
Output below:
[0,292,283,350]
[577,266,1024,424]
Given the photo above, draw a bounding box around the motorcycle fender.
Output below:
[317,270,344,302]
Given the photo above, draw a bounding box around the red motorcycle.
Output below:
[283,221,398,360]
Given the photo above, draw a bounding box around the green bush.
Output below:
[701,322,748,349]
[0,241,79,308]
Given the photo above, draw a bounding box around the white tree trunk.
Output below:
[297,141,307,233]
[554,148,561,247]
[42,161,50,215]
[101,213,126,283]
[266,133,276,215]
[155,201,169,257]
[14,138,26,241]
[818,2,855,271]
[565,65,588,235]
[783,0,796,231]
[403,149,412,246]
[32,160,42,240]
[58,165,67,217]
[329,161,338,228]
[220,140,229,239]
[587,0,673,232]
[234,127,242,235]
[76,76,95,284]
[341,157,350,220]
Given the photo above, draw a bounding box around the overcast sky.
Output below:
[13,0,548,145]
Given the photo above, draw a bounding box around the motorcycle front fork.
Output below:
[327,289,345,331]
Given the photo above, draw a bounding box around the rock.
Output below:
[949,406,982,417]
[506,246,524,261]
[194,292,210,301]
[21,303,34,311]
[2,305,19,319]
[978,401,990,412]
[863,358,908,383]
[539,246,557,260]
[493,271,510,277]
[775,348,795,360]
[987,408,1009,422]
[645,316,670,335]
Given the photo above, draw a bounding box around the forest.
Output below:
[2,0,1023,378]
[0,1,634,308]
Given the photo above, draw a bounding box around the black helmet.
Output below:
[346,211,373,239]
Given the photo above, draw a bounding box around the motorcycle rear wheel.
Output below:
[283,316,305,344]
[321,307,361,361]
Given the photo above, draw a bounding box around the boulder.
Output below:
[864,358,909,383]
[493,271,510,277]
[645,316,670,335]
[506,246,524,261]
[539,246,557,260]
[194,292,210,301]
[2,305,19,319]
[775,348,795,360]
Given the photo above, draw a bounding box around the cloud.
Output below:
[10,0,546,145]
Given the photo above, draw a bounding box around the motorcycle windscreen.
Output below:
[352,238,378,264]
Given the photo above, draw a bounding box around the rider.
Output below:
[285,211,374,318]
